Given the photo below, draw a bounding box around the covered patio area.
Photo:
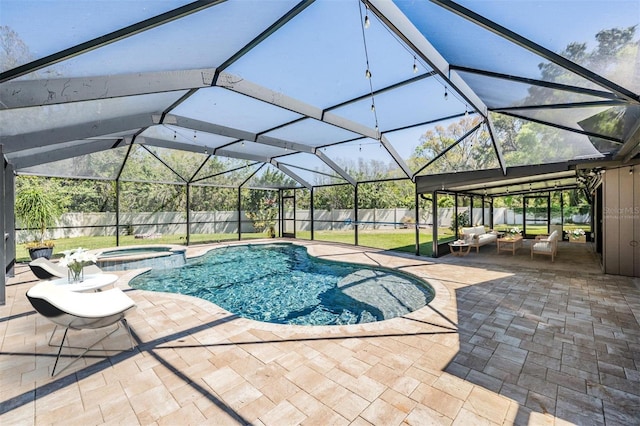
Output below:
[1,240,638,425]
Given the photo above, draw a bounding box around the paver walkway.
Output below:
[1,240,638,425]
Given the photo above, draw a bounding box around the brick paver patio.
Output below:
[1,240,638,425]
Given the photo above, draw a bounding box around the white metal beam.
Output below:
[0,69,216,109]
[216,72,379,140]
[618,117,640,162]
[368,0,489,118]
[485,117,507,175]
[314,149,356,186]
[0,113,154,153]
[273,161,312,189]
[166,115,256,142]
[168,114,358,185]
[8,139,119,169]
[380,134,412,179]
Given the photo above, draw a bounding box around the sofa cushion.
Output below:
[533,242,552,252]
[461,227,475,237]
[473,226,486,235]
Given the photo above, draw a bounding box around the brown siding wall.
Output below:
[603,166,640,277]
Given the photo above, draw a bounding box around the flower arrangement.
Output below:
[508,227,521,236]
[59,248,98,282]
[570,228,586,240]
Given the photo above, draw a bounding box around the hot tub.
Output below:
[94,245,187,271]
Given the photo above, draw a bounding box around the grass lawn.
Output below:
[14,224,589,262]
[15,233,265,262]
[15,229,452,262]
[289,228,455,256]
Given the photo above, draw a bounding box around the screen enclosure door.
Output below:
[282,195,295,238]
[523,195,550,238]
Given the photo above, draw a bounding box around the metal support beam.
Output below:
[416,162,573,194]
[0,0,225,83]
[432,191,438,257]
[4,161,15,280]
[368,0,489,118]
[1,146,7,304]
[167,115,257,142]
[0,113,154,153]
[0,69,216,109]
[8,139,119,170]
[354,184,359,246]
[116,180,121,246]
[617,116,640,162]
[216,0,316,72]
[216,72,380,139]
[450,65,621,101]
[310,187,315,241]
[431,0,640,104]
[380,135,412,179]
[412,122,482,178]
[237,188,242,241]
[186,184,191,245]
[414,186,420,256]
[273,161,312,189]
[315,149,356,186]
[485,117,507,174]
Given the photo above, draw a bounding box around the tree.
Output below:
[15,180,62,245]
[410,116,495,174]
[491,25,639,164]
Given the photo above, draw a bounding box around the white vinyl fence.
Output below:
[15,207,590,242]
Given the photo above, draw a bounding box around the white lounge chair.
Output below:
[27,282,136,376]
[29,257,102,280]
[531,230,559,262]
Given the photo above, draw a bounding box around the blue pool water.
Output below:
[129,243,434,326]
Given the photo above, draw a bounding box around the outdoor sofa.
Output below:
[460,226,498,253]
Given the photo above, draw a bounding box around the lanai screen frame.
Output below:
[2,0,640,304]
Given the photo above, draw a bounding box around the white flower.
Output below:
[571,228,585,237]
[59,247,97,271]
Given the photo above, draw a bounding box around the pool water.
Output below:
[129,243,434,326]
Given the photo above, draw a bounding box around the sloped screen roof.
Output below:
[1,0,639,189]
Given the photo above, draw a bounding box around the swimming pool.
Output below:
[129,243,434,326]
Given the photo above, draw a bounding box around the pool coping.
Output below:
[91,244,187,263]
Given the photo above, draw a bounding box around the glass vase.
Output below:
[68,267,83,283]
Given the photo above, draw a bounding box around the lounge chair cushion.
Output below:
[27,282,135,319]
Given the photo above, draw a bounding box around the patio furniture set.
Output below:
[449,226,560,262]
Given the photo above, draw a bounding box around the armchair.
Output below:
[531,230,559,262]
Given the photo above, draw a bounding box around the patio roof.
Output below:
[1,0,639,189]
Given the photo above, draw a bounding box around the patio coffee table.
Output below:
[497,236,523,255]
[449,241,471,257]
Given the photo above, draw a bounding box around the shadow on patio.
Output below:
[438,243,639,425]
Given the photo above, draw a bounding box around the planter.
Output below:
[569,235,586,244]
[28,247,54,260]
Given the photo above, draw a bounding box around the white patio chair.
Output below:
[27,282,136,376]
[531,230,559,262]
